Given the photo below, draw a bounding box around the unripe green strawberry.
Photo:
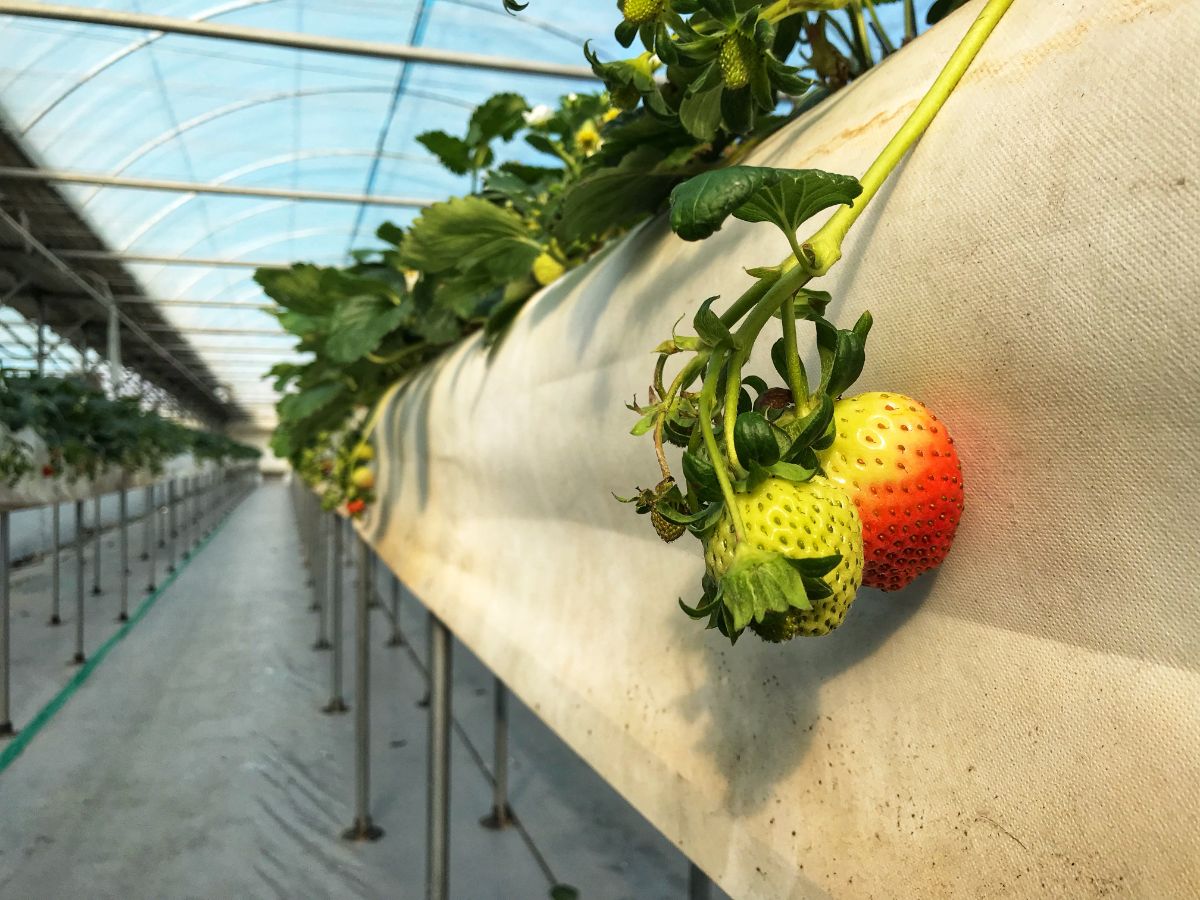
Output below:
[816,392,964,591]
[704,476,864,639]
[621,0,665,25]
[719,34,754,90]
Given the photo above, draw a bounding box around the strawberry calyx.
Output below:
[681,543,839,640]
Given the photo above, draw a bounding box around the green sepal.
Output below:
[800,576,834,601]
[679,592,722,620]
[767,459,816,482]
[682,449,724,503]
[733,410,779,467]
[785,553,841,578]
[782,393,833,460]
[718,545,814,633]
[629,409,658,436]
[693,295,735,350]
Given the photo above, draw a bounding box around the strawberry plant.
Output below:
[268,3,937,474]
[624,0,1011,643]
[0,370,260,486]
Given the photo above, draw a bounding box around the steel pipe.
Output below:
[49,502,61,625]
[386,575,404,647]
[343,537,383,841]
[481,677,513,829]
[0,511,13,737]
[90,494,102,595]
[313,512,331,650]
[73,499,85,664]
[118,489,129,622]
[144,484,157,592]
[0,166,434,207]
[0,2,599,80]
[166,480,177,573]
[428,614,452,900]
[322,516,348,714]
[688,863,713,899]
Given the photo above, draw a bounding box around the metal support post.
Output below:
[90,494,102,595]
[166,479,177,573]
[481,677,513,829]
[386,575,404,647]
[366,551,379,608]
[322,516,348,713]
[313,512,330,650]
[73,499,86,664]
[0,511,14,737]
[117,489,129,622]
[428,614,452,900]
[145,485,157,591]
[140,485,151,561]
[343,537,383,841]
[688,864,713,900]
[49,502,61,625]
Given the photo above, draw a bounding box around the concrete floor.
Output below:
[0,481,720,899]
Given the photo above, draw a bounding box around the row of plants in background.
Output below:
[0,371,260,487]
[264,0,966,512]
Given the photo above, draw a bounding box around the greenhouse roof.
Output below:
[0,0,914,426]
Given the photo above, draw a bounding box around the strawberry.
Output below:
[815,392,963,591]
[704,476,864,639]
[532,252,565,287]
[621,0,665,25]
[351,466,375,490]
[719,34,754,90]
[42,464,56,477]
[346,498,366,517]
[352,443,374,462]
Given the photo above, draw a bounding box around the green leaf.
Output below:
[670,166,861,242]
[325,294,408,364]
[401,196,540,279]
[733,168,863,235]
[733,411,779,467]
[927,0,970,24]
[277,382,344,421]
[466,92,528,146]
[376,221,405,247]
[254,264,326,314]
[678,83,724,141]
[416,130,473,175]
[553,148,684,243]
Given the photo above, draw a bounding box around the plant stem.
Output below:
[863,0,896,55]
[718,274,775,328]
[699,353,746,542]
[805,0,1016,276]
[847,2,875,71]
[903,0,918,43]
[781,296,808,401]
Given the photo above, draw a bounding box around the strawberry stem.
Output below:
[699,353,747,542]
[804,0,1016,276]
[781,296,808,401]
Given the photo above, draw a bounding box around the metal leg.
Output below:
[386,575,404,646]
[140,485,151,562]
[313,513,330,650]
[322,516,348,713]
[73,499,86,664]
[166,479,177,573]
[481,677,513,829]
[117,489,129,622]
[0,512,14,737]
[49,502,61,625]
[688,863,713,900]
[343,537,383,842]
[428,614,452,900]
[90,494,102,595]
[145,485,157,592]
[366,551,379,608]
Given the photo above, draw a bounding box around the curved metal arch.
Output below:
[151,226,352,296]
[122,198,289,254]
[74,84,475,208]
[115,148,440,250]
[18,0,284,135]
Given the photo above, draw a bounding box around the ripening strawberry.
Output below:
[346,498,366,517]
[351,466,375,490]
[532,252,565,287]
[704,476,864,640]
[815,392,964,591]
[621,0,665,25]
[352,444,374,462]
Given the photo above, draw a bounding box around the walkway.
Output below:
[0,481,703,898]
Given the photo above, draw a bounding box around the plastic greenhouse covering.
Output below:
[0,0,914,421]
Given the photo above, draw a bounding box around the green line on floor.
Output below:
[0,499,244,775]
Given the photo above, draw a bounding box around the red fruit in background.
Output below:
[346,498,366,516]
[42,465,56,477]
[815,392,964,591]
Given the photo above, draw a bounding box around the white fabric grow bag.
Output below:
[358,1,1200,896]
